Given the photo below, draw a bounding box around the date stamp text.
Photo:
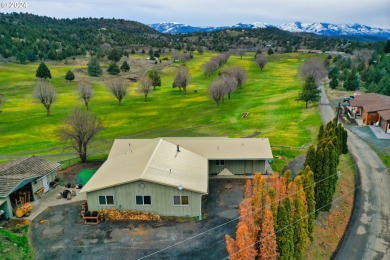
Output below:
[1,2,28,8]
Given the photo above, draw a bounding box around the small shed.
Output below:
[0,156,61,219]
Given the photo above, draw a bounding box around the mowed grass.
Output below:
[0,52,322,162]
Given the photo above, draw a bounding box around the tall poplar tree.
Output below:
[276,197,294,260]
[292,176,308,259]
[259,198,278,260]
[298,166,316,240]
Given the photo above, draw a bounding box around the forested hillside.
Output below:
[0,13,384,63]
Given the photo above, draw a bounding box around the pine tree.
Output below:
[65,70,75,82]
[107,61,120,75]
[276,197,294,260]
[292,176,308,259]
[314,147,325,213]
[88,56,102,77]
[259,198,278,260]
[298,76,321,108]
[120,60,130,72]
[36,62,52,80]
[149,71,161,90]
[329,77,339,89]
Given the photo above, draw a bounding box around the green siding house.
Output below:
[81,137,273,217]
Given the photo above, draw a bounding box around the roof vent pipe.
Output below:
[177,144,180,152]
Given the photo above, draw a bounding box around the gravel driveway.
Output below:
[30,179,245,259]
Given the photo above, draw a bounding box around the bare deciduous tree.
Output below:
[78,80,94,110]
[299,57,328,84]
[256,55,268,71]
[203,60,219,77]
[173,66,190,93]
[221,75,238,100]
[352,49,373,68]
[138,76,152,102]
[224,66,247,88]
[33,80,56,116]
[208,77,226,107]
[58,108,103,163]
[107,79,128,105]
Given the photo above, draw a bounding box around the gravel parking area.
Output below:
[30,179,246,259]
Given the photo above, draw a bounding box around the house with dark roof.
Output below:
[81,137,273,217]
[349,93,390,134]
[0,156,61,219]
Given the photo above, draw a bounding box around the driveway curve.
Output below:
[319,84,390,259]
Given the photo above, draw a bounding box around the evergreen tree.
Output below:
[267,48,274,55]
[314,147,325,213]
[120,60,130,72]
[108,48,122,62]
[298,166,316,240]
[36,62,52,80]
[292,176,308,259]
[88,56,102,77]
[329,77,339,89]
[107,61,120,75]
[304,145,317,174]
[253,174,267,226]
[148,71,162,90]
[276,197,294,260]
[384,40,390,54]
[65,70,75,82]
[268,188,278,230]
[284,170,292,188]
[298,76,320,108]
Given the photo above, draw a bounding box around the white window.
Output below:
[215,160,225,166]
[98,195,114,205]
[173,195,189,206]
[136,195,151,205]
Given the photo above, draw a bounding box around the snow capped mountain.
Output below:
[277,22,390,38]
[149,21,390,40]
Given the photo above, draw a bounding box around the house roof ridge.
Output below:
[140,138,164,179]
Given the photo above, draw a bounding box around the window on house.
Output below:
[136,195,151,205]
[215,160,225,166]
[173,195,189,206]
[98,195,114,205]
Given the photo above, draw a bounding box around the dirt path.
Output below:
[319,84,390,259]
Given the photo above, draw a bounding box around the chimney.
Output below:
[177,144,180,152]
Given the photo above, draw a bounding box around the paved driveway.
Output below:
[30,179,245,259]
[319,84,390,260]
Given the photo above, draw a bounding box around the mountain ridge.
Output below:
[150,21,390,40]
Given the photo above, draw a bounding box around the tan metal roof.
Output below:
[163,137,273,159]
[81,139,208,194]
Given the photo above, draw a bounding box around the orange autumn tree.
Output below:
[258,196,279,260]
[225,180,258,260]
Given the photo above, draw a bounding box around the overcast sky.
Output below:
[18,0,390,29]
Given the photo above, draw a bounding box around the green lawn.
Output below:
[0,223,33,260]
[0,52,322,167]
